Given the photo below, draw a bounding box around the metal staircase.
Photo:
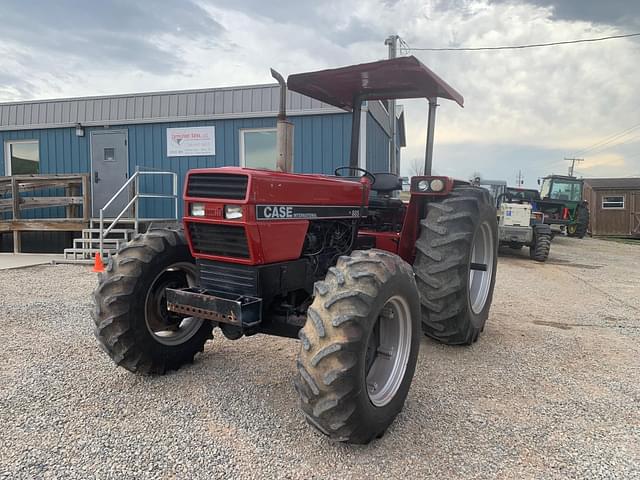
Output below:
[63,220,136,262]
[62,168,178,263]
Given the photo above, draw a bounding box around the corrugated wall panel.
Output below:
[366,112,390,173]
[1,86,353,131]
[1,113,359,221]
[232,90,242,113]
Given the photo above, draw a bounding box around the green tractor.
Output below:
[538,175,589,238]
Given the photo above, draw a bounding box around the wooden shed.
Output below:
[583,178,640,237]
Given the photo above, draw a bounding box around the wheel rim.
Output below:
[144,262,204,346]
[365,295,412,407]
[568,224,576,234]
[469,221,495,315]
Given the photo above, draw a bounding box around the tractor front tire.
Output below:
[295,250,420,444]
[414,186,498,345]
[530,226,551,262]
[92,229,213,374]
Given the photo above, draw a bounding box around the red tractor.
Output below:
[93,56,498,444]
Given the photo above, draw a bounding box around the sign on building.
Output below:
[167,126,215,157]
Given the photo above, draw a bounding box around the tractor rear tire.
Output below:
[414,186,498,345]
[295,250,420,444]
[575,204,589,238]
[530,229,551,262]
[92,229,213,374]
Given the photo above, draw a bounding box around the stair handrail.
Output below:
[99,168,178,258]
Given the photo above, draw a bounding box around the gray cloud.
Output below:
[491,0,640,28]
[0,0,226,74]
[0,0,638,184]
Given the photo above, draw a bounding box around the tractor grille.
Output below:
[197,259,258,297]
[187,173,248,200]
[188,222,250,259]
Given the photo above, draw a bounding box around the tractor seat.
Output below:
[368,172,403,209]
[370,172,403,194]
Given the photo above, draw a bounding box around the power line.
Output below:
[573,122,640,156]
[593,131,640,152]
[403,32,640,52]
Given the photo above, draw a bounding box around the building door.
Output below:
[91,130,129,218]
[632,193,640,236]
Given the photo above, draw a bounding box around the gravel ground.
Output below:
[1,236,639,479]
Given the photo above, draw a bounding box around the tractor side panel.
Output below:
[256,221,309,263]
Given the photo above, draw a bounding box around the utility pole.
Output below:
[385,34,399,174]
[565,157,583,177]
[516,170,524,186]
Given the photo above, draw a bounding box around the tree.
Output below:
[407,157,424,177]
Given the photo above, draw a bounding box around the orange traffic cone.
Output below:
[93,252,105,273]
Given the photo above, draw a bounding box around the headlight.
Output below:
[430,179,445,192]
[417,180,429,191]
[190,203,205,217]
[224,205,243,219]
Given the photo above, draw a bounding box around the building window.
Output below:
[240,128,277,169]
[104,148,116,162]
[5,140,40,175]
[602,195,625,209]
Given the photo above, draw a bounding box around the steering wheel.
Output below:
[334,166,376,183]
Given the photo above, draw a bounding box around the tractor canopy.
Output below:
[287,55,464,109]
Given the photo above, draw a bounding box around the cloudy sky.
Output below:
[1,0,639,186]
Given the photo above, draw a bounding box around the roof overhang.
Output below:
[287,55,464,110]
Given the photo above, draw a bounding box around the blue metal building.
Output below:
[0,84,403,222]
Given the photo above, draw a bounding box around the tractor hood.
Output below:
[183,167,369,265]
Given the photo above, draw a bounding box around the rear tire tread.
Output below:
[413,186,498,345]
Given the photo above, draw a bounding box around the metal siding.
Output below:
[16,104,24,125]
[205,92,215,114]
[26,104,35,125]
[150,96,160,118]
[195,93,206,116]
[1,113,350,219]
[366,112,390,172]
[242,89,252,112]
[251,89,261,112]
[272,88,281,110]
[368,101,392,136]
[142,96,152,119]
[61,102,70,124]
[160,95,170,118]
[1,84,345,131]
[232,90,242,114]
[168,95,178,117]
[186,93,197,116]
[222,91,233,114]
